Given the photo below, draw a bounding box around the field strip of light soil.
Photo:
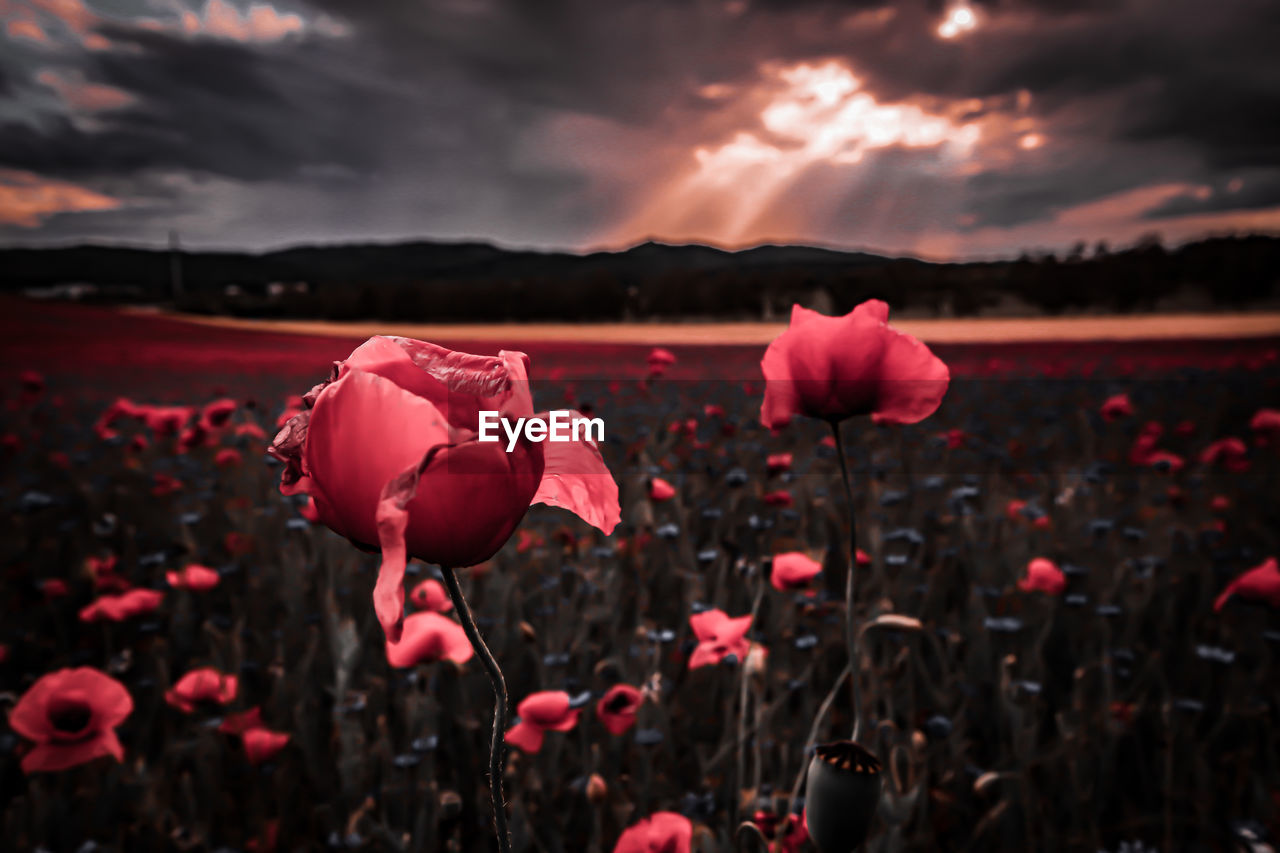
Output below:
[130,309,1280,345]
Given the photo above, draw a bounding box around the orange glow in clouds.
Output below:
[0,170,119,227]
[614,60,980,247]
[938,4,978,39]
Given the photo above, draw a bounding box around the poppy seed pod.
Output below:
[804,740,882,852]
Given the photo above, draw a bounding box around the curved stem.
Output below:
[439,566,511,853]
[830,420,865,743]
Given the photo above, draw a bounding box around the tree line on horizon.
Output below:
[2,233,1277,320]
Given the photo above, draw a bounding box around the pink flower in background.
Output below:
[242,728,291,765]
[760,300,950,428]
[79,589,163,623]
[1018,558,1066,596]
[649,477,676,501]
[771,552,823,591]
[1214,557,1280,611]
[9,667,132,773]
[689,609,753,669]
[385,612,473,667]
[766,452,793,473]
[506,690,581,753]
[268,336,619,642]
[215,448,243,467]
[165,668,238,712]
[647,347,677,377]
[1200,437,1249,471]
[762,489,793,507]
[409,578,453,612]
[1100,393,1134,421]
[166,564,221,591]
[596,684,643,735]
[613,812,693,853]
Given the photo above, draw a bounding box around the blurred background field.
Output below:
[2,297,1278,852]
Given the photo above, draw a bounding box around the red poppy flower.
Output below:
[1017,558,1065,596]
[152,473,183,497]
[41,579,69,599]
[689,609,752,669]
[236,422,267,441]
[1250,408,1280,435]
[217,706,264,735]
[505,690,581,753]
[649,477,676,501]
[79,589,164,623]
[766,452,793,473]
[647,347,677,377]
[613,811,693,853]
[1005,499,1027,521]
[1201,437,1250,472]
[763,490,793,507]
[385,612,474,668]
[166,564,221,591]
[779,812,810,853]
[215,448,243,467]
[1210,495,1231,513]
[771,552,822,591]
[86,554,129,592]
[9,667,132,773]
[1214,557,1280,611]
[268,336,619,642]
[165,668,238,712]
[242,728,291,765]
[200,398,238,431]
[760,301,950,429]
[596,684,643,735]
[409,578,453,612]
[704,403,725,418]
[1100,393,1134,421]
[944,428,966,449]
[856,548,871,566]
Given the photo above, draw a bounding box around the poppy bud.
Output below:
[804,740,882,852]
[520,621,538,642]
[586,772,607,804]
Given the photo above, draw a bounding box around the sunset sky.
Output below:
[1,0,1277,259]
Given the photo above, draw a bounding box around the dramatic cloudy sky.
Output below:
[1,0,1278,258]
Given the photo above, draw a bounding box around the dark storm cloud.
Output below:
[1143,173,1280,221]
[1,0,1277,250]
[1,25,383,182]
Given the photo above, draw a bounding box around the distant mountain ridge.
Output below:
[0,239,901,292]
[1,235,1276,321]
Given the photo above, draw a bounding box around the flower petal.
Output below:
[530,410,620,534]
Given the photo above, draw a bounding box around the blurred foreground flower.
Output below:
[385,611,473,667]
[506,691,581,753]
[166,564,221,591]
[771,552,823,591]
[9,667,132,773]
[1214,557,1279,611]
[688,609,752,669]
[1018,558,1066,596]
[596,684,643,735]
[613,811,692,853]
[79,589,164,622]
[165,667,238,712]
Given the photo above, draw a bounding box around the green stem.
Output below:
[831,420,865,742]
[439,566,511,853]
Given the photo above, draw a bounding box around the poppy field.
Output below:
[2,296,1279,852]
